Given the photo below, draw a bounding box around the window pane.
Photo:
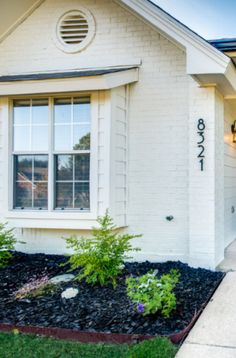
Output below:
[32,125,48,151]
[75,154,90,181]
[14,155,48,210]
[32,99,48,124]
[54,98,71,124]
[56,155,73,181]
[14,126,30,151]
[73,125,90,150]
[55,183,73,209]
[54,124,71,150]
[15,155,32,181]
[74,183,90,209]
[15,182,32,208]
[73,98,90,123]
[13,100,30,125]
[33,182,48,208]
[34,156,48,181]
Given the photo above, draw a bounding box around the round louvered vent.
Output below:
[54,9,95,53]
[59,13,89,45]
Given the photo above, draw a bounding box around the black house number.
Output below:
[197,119,205,171]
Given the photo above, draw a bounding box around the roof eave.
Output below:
[117,0,230,73]
[117,0,236,95]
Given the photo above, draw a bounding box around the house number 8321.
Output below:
[197,119,205,171]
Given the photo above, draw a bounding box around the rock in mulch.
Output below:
[0,252,224,336]
[61,288,79,299]
[50,274,75,284]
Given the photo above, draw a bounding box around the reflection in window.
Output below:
[12,96,91,212]
[55,154,90,210]
[13,99,49,152]
[54,97,90,151]
[14,155,48,209]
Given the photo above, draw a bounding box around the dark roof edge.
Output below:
[208,38,236,52]
[0,67,137,83]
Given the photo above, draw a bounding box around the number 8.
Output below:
[198,119,205,131]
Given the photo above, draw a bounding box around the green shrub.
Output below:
[126,269,180,317]
[0,223,16,268]
[65,211,141,287]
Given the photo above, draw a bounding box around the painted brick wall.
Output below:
[224,101,236,248]
[215,89,224,266]
[0,0,189,262]
[188,82,224,269]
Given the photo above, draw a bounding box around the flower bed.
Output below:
[0,252,224,339]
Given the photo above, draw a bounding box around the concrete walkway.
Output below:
[176,272,236,358]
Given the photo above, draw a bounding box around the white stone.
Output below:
[49,274,75,284]
[61,288,79,300]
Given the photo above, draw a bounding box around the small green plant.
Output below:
[126,269,180,317]
[0,223,16,268]
[65,211,141,287]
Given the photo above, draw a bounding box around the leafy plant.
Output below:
[14,275,58,299]
[0,223,16,268]
[65,211,141,287]
[126,269,180,317]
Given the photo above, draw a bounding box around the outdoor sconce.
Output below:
[232,121,236,143]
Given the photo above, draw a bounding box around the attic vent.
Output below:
[55,9,95,53]
[59,13,89,45]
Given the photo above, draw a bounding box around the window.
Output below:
[13,96,91,211]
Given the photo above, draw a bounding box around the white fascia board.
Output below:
[0,68,139,96]
[224,61,236,92]
[118,0,230,74]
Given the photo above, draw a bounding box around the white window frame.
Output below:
[3,91,99,228]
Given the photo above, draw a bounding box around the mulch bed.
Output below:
[0,252,224,337]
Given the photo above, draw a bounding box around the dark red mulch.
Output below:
[0,252,224,336]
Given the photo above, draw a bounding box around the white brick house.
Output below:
[1,0,236,270]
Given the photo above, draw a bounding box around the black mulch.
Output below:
[0,252,224,336]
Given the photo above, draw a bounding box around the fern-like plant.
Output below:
[0,223,16,268]
[65,211,141,287]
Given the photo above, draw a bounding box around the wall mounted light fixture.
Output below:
[232,121,236,143]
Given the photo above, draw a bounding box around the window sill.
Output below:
[4,211,98,230]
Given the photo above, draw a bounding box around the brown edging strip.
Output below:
[0,313,206,345]
[0,324,153,344]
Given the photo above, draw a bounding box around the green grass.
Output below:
[0,332,177,358]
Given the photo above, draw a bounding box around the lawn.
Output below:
[0,332,177,358]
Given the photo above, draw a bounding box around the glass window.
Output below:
[54,98,71,124]
[12,96,91,211]
[55,154,90,210]
[54,97,90,151]
[73,97,90,123]
[32,99,48,125]
[14,155,48,209]
[13,100,30,125]
[13,99,48,152]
